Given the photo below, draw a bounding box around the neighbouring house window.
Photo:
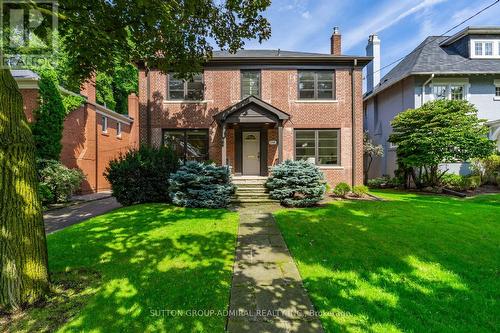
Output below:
[295,129,339,166]
[485,42,493,56]
[162,129,209,162]
[298,70,335,99]
[117,122,122,137]
[496,86,500,97]
[241,70,261,98]
[433,85,448,100]
[433,83,467,100]
[102,116,108,133]
[167,73,204,100]
[475,42,483,56]
[450,85,464,100]
[472,40,500,58]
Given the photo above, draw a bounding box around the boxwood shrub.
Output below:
[105,145,179,206]
[266,160,325,207]
[37,159,85,204]
[169,161,235,208]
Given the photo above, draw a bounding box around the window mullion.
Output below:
[315,130,319,164]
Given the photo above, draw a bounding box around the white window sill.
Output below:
[493,97,500,101]
[163,100,211,104]
[294,100,338,103]
[318,166,344,170]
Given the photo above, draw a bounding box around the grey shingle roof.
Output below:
[212,49,330,58]
[366,36,500,98]
[11,69,40,80]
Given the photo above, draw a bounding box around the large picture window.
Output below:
[162,129,209,162]
[298,70,335,100]
[241,70,261,98]
[167,73,204,100]
[432,83,467,100]
[295,129,339,165]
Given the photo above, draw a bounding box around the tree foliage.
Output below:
[31,67,66,160]
[266,160,325,207]
[389,100,495,187]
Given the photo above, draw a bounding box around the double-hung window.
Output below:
[117,122,122,137]
[168,73,204,100]
[298,70,335,100]
[495,80,500,100]
[472,40,500,58]
[101,116,108,133]
[162,129,209,162]
[432,82,467,100]
[295,129,339,166]
[241,70,261,98]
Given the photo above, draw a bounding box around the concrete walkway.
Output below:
[227,205,324,333]
[43,197,121,234]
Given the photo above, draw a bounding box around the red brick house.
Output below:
[14,70,139,194]
[138,28,371,186]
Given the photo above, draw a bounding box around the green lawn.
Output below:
[5,204,238,333]
[274,191,500,333]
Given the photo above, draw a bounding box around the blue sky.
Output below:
[242,0,500,78]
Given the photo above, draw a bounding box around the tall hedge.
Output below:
[169,161,235,208]
[266,160,325,207]
[105,146,179,206]
[31,68,67,160]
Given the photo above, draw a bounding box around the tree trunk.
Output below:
[0,68,49,310]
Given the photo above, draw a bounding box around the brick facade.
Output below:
[138,66,365,187]
[18,75,139,194]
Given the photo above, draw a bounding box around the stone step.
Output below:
[235,187,268,193]
[234,182,268,189]
[232,197,279,204]
[232,177,268,186]
[234,192,270,198]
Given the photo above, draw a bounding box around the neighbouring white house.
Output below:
[363,26,500,178]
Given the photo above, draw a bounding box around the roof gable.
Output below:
[214,96,290,123]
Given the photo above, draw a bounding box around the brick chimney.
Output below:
[80,75,96,103]
[330,27,341,55]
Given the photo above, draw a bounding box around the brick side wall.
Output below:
[20,82,139,194]
[139,66,364,186]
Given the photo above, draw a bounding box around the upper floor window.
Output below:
[117,122,122,137]
[298,70,335,100]
[101,116,108,133]
[432,82,467,100]
[494,80,500,100]
[168,73,203,100]
[241,70,261,98]
[471,40,500,58]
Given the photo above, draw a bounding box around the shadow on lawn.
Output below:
[275,192,500,333]
[40,204,238,333]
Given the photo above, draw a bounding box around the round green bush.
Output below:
[352,185,369,197]
[266,160,325,207]
[37,159,85,204]
[169,161,235,208]
[333,182,351,197]
[105,146,179,206]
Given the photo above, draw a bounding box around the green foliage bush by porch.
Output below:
[440,174,481,191]
[37,159,85,204]
[352,185,369,197]
[169,161,235,208]
[105,146,179,206]
[266,160,325,207]
[333,182,351,197]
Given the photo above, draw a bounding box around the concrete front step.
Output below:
[235,187,268,193]
[234,193,270,199]
[232,198,279,204]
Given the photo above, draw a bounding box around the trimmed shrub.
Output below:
[367,177,389,189]
[333,182,351,197]
[470,155,500,184]
[466,175,481,190]
[105,146,179,206]
[352,185,369,197]
[169,161,235,208]
[440,174,482,191]
[37,159,85,204]
[266,160,325,207]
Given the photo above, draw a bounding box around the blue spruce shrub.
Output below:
[169,161,235,208]
[266,160,325,207]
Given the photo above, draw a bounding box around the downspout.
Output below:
[421,74,434,106]
[351,60,357,187]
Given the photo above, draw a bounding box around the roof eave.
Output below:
[206,56,372,67]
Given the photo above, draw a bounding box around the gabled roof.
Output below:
[214,95,290,123]
[365,34,500,100]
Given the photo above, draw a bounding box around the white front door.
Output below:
[242,131,260,175]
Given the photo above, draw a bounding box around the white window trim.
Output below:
[430,78,469,101]
[102,116,108,133]
[470,39,500,59]
[494,79,500,101]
